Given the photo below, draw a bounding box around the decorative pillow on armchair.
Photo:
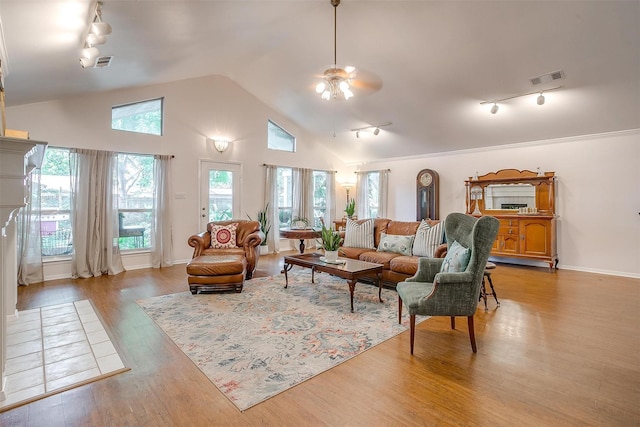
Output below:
[210,223,238,249]
[377,233,415,256]
[343,218,375,249]
[412,220,444,257]
[439,240,471,273]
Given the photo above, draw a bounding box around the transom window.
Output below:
[112,98,163,136]
[268,120,295,152]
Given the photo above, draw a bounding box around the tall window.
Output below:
[276,167,293,228]
[366,172,380,218]
[38,148,156,257]
[275,168,329,228]
[112,98,163,136]
[40,148,72,257]
[116,153,154,250]
[268,120,295,152]
[312,171,328,227]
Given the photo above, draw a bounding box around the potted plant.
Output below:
[247,203,271,255]
[321,224,342,262]
[291,216,309,229]
[344,199,356,219]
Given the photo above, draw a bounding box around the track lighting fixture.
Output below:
[79,2,112,69]
[351,122,391,138]
[480,86,561,114]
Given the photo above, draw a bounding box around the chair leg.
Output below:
[450,316,455,329]
[467,315,477,353]
[409,314,416,355]
[487,274,500,306]
[398,295,403,324]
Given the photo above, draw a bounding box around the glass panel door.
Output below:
[200,161,241,230]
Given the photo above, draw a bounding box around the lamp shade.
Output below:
[213,139,230,153]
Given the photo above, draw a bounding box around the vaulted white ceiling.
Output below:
[1,0,638,163]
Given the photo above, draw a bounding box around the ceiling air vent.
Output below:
[530,70,565,86]
[94,56,113,68]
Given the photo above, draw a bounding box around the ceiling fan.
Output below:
[314,0,382,100]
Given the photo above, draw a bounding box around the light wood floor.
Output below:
[1,252,639,426]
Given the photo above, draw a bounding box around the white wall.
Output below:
[7,75,348,279]
[7,75,639,278]
[353,130,640,278]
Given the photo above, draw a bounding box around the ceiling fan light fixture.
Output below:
[316,0,356,101]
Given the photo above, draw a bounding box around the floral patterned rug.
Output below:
[136,270,427,411]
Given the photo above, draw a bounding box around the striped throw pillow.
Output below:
[343,218,375,249]
[412,220,444,257]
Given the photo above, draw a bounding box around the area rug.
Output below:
[136,270,427,411]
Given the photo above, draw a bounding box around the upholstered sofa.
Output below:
[339,218,447,286]
[187,220,264,280]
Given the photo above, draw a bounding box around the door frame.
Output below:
[199,160,243,230]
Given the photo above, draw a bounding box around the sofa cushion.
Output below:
[210,223,238,248]
[377,233,415,256]
[339,246,372,260]
[358,251,400,269]
[344,218,375,249]
[389,256,419,276]
[412,220,444,257]
[440,240,471,273]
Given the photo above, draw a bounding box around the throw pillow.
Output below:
[412,220,444,257]
[377,233,415,256]
[343,218,375,249]
[210,223,238,249]
[440,240,471,273]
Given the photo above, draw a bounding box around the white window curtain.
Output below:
[378,169,389,219]
[355,172,369,219]
[17,168,43,285]
[70,148,124,278]
[264,165,280,253]
[324,171,336,227]
[151,154,174,268]
[292,168,314,224]
[355,169,389,219]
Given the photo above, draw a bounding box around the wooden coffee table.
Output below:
[282,253,384,312]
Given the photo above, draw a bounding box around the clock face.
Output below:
[419,172,433,186]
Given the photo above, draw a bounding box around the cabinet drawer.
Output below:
[499,219,519,227]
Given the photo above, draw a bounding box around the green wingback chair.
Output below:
[397,213,499,354]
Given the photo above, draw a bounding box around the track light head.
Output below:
[537,93,545,105]
[355,131,360,138]
[490,103,499,114]
[373,127,380,135]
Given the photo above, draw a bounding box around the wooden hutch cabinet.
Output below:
[465,169,558,271]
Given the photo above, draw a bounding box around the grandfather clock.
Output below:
[416,169,439,220]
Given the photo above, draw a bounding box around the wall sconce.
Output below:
[212,139,230,153]
[480,86,562,114]
[351,122,392,138]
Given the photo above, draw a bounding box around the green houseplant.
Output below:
[321,224,342,262]
[247,203,271,247]
[344,199,356,219]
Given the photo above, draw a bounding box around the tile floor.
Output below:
[1,300,126,409]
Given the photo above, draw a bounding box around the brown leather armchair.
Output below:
[187,220,264,279]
